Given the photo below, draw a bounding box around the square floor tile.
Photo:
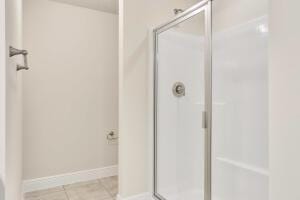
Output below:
[64,180,111,200]
[25,187,64,199]
[99,176,118,197]
[63,180,99,190]
[39,191,68,200]
[25,190,68,200]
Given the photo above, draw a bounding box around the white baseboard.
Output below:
[117,193,154,200]
[23,165,118,193]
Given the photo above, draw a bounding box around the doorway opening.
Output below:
[22,1,119,200]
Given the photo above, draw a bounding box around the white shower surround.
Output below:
[155,16,268,200]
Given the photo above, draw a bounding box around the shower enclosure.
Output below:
[153,0,268,200]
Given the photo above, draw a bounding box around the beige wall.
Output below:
[119,0,199,197]
[23,0,118,179]
[269,0,300,199]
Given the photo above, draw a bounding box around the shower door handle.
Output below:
[9,46,30,71]
[202,111,207,129]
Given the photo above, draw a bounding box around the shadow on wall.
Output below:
[0,178,4,200]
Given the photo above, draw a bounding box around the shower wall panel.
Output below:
[212,16,268,200]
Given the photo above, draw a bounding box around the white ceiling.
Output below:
[51,0,118,14]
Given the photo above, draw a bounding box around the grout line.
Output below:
[26,178,118,200]
[62,185,70,200]
[98,177,117,198]
[98,179,113,198]
[64,190,70,200]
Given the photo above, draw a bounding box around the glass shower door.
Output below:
[153,2,211,200]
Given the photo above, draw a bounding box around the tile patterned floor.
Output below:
[24,176,118,200]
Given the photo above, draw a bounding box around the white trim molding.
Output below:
[117,193,154,200]
[23,165,118,193]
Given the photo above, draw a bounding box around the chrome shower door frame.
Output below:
[153,0,212,200]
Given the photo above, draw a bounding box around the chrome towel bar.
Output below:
[9,46,29,71]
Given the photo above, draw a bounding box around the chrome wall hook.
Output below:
[9,46,29,71]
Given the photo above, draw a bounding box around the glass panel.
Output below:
[211,0,269,200]
[155,10,206,200]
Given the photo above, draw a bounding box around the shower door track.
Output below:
[153,0,212,200]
